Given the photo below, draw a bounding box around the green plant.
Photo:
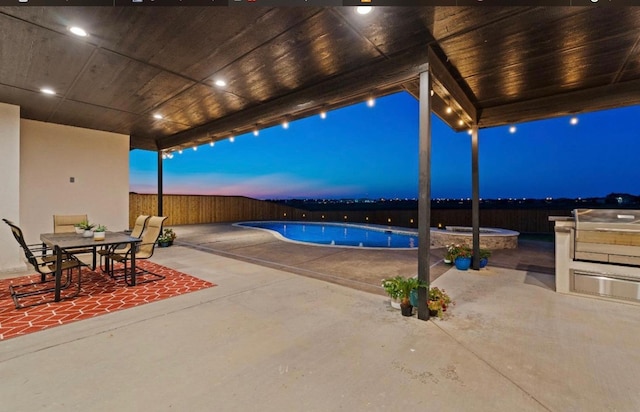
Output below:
[158,228,176,243]
[77,219,95,230]
[446,244,472,260]
[395,276,426,305]
[427,287,453,319]
[382,276,426,305]
[94,225,107,232]
[479,248,492,259]
[381,277,402,300]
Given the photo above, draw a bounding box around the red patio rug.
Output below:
[0,261,215,341]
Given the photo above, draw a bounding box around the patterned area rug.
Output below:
[0,261,215,340]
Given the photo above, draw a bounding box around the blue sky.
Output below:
[130,92,640,200]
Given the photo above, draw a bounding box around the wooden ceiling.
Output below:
[1,6,639,152]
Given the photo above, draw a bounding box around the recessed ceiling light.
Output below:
[356,6,372,15]
[40,88,55,95]
[214,79,226,87]
[153,114,163,120]
[69,26,88,37]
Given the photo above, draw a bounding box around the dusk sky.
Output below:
[130,92,640,200]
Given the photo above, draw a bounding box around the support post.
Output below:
[471,126,480,270]
[417,68,432,321]
[157,151,164,217]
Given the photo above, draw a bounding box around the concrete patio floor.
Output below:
[1,224,639,411]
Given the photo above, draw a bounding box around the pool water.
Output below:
[237,221,418,249]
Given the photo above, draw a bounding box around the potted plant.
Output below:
[73,223,84,235]
[392,276,426,317]
[381,277,402,309]
[428,287,453,319]
[77,219,96,238]
[93,225,107,241]
[157,228,176,247]
[450,244,472,270]
[444,243,458,264]
[479,248,492,268]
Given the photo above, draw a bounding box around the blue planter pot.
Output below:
[409,289,418,307]
[454,257,472,270]
[479,257,488,268]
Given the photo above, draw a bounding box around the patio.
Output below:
[1,224,638,411]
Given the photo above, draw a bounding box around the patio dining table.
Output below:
[40,231,142,302]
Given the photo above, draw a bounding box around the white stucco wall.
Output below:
[0,103,22,272]
[19,119,130,245]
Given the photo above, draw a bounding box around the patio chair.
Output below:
[53,214,88,233]
[106,216,168,285]
[53,214,96,269]
[3,219,82,309]
[98,214,150,272]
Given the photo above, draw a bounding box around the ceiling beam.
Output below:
[154,45,430,151]
[428,46,478,126]
[479,79,640,128]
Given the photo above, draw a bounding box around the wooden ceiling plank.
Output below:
[155,45,430,150]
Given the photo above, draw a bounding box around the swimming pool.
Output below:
[236,221,418,249]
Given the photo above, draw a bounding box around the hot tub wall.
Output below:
[430,228,519,249]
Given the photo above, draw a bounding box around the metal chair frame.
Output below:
[3,219,83,309]
[106,216,168,285]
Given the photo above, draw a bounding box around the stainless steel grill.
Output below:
[573,208,640,266]
[568,209,640,302]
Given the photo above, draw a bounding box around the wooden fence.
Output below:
[129,193,572,233]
